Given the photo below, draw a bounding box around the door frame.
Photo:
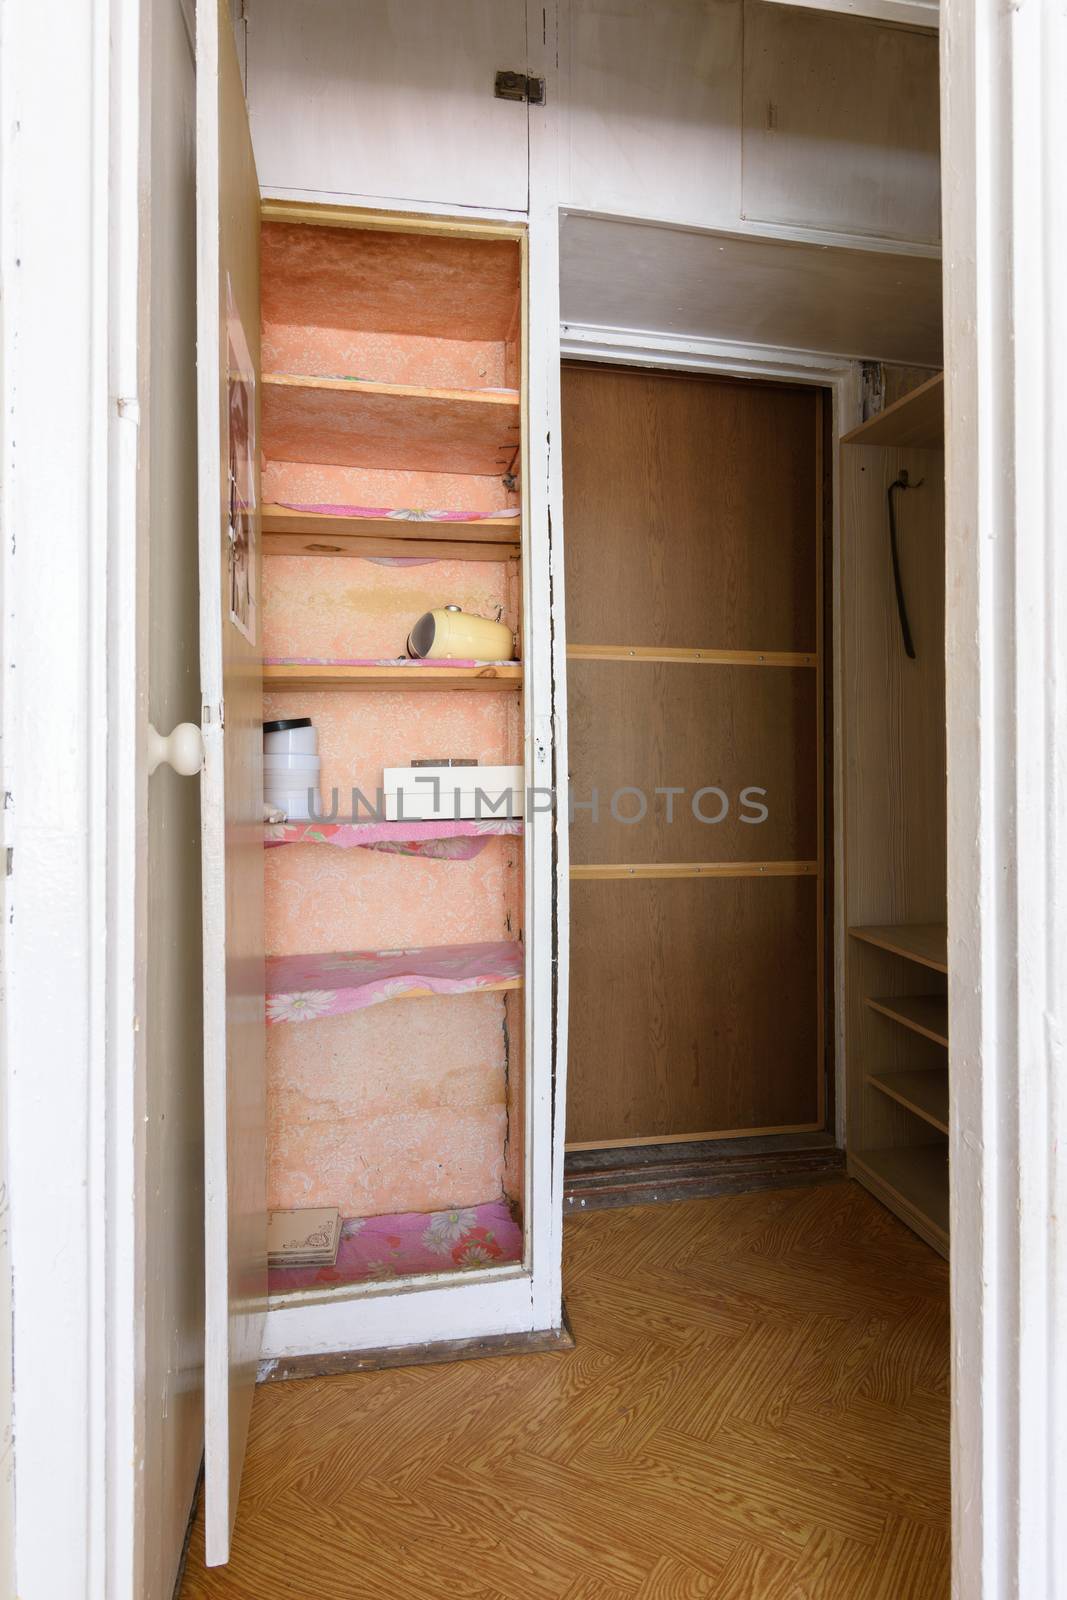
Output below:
[559,322,862,1147]
[1,0,149,1595]
[941,1,1067,1593]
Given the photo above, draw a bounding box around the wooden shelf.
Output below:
[841,372,943,449]
[262,374,520,475]
[267,940,524,1024]
[262,504,521,561]
[865,992,948,1046]
[263,663,522,693]
[866,1068,948,1135]
[849,922,947,974]
[850,1144,949,1257]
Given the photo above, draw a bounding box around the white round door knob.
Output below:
[148,721,204,777]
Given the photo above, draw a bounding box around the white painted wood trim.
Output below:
[559,321,862,1148]
[261,1270,539,1361]
[0,0,147,1594]
[942,0,1067,1595]
[260,184,527,225]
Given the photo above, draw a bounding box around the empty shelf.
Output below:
[849,923,947,974]
[262,503,521,561]
[263,661,522,692]
[865,993,948,1046]
[841,372,944,449]
[262,374,520,475]
[850,1144,949,1256]
[866,1069,949,1135]
[266,940,523,1023]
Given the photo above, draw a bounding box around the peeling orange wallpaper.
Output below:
[268,993,511,1216]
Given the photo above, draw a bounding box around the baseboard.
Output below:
[564,1132,845,1211]
[259,1306,575,1383]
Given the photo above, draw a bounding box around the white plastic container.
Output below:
[263,752,321,772]
[264,779,323,822]
[263,717,317,756]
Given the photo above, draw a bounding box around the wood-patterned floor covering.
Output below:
[181,1181,949,1598]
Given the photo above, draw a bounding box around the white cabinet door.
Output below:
[196,0,267,1567]
[246,0,531,213]
[741,1,941,244]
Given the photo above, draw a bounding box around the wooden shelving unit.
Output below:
[849,922,947,973]
[865,992,948,1047]
[262,373,520,475]
[840,372,943,449]
[842,374,947,1258]
[262,504,521,562]
[263,662,522,693]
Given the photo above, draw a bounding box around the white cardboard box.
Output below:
[383,764,524,821]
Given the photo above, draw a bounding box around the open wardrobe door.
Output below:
[196,0,266,1566]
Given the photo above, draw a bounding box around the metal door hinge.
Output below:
[495,70,546,105]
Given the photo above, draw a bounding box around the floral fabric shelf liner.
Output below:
[266,939,523,1023]
[275,502,519,523]
[265,817,522,861]
[268,1198,523,1292]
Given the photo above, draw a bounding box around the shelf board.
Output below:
[263,663,522,693]
[849,922,947,974]
[841,372,943,449]
[262,503,521,561]
[262,374,520,475]
[850,1144,949,1256]
[267,939,523,1024]
[866,1068,948,1135]
[865,992,948,1047]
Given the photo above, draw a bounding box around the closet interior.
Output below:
[257,210,530,1297]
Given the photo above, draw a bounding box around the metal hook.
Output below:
[887,469,924,659]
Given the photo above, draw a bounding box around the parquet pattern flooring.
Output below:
[181,1181,949,1598]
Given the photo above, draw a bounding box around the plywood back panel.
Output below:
[567,876,820,1144]
[562,363,825,1146]
[568,659,818,864]
[842,445,946,927]
[562,364,817,652]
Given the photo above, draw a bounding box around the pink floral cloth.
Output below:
[266,939,522,1023]
[268,1198,523,1292]
[263,655,512,667]
[265,817,522,860]
[276,502,520,523]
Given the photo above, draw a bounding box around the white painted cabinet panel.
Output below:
[245,0,530,212]
[741,1,941,243]
[561,0,743,226]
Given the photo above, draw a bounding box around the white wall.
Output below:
[142,2,206,1595]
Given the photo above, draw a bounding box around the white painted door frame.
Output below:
[0,0,148,1596]
[942,1,1067,1595]
[2,1,1064,1597]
